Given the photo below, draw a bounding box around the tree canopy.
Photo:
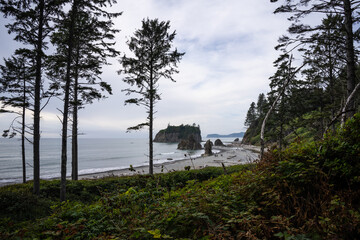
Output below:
[243,1,360,149]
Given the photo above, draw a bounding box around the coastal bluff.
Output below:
[154,124,202,143]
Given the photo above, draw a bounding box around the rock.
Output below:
[154,132,183,143]
[203,140,213,156]
[154,124,202,143]
[214,139,225,146]
[234,138,239,142]
[177,135,202,150]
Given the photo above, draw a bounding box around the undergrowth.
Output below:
[1,114,360,239]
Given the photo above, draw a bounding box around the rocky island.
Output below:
[154,124,202,150]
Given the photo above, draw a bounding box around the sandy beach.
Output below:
[0,142,261,187]
[78,144,260,180]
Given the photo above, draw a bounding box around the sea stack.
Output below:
[214,139,225,146]
[177,135,202,150]
[203,140,213,156]
[154,124,202,143]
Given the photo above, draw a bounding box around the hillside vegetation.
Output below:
[1,114,360,239]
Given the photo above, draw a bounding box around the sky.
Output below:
[0,0,290,138]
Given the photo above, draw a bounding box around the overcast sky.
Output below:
[0,0,289,138]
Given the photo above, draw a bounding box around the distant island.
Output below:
[154,124,202,143]
[206,132,245,138]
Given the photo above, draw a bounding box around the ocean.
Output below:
[0,138,231,185]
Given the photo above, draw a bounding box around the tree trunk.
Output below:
[279,99,285,153]
[33,0,44,195]
[149,104,153,175]
[61,0,77,201]
[260,97,277,158]
[22,76,26,183]
[279,120,283,152]
[71,100,78,181]
[149,65,154,175]
[328,44,336,133]
[71,85,78,181]
[341,81,360,126]
[324,81,360,136]
[71,47,80,181]
[343,0,356,119]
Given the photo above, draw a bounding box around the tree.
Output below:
[0,0,62,195]
[271,0,360,119]
[68,5,120,181]
[244,1,359,148]
[245,102,257,127]
[59,0,78,202]
[260,55,305,158]
[119,18,185,175]
[256,93,268,118]
[301,15,347,132]
[0,48,35,183]
[48,0,120,201]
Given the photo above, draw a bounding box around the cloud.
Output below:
[0,0,290,138]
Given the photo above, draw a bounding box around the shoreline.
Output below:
[78,144,260,180]
[0,144,260,187]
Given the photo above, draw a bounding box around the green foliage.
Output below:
[0,185,52,221]
[48,0,120,107]
[244,2,360,148]
[163,124,201,139]
[1,117,360,239]
[120,18,185,132]
[245,102,257,127]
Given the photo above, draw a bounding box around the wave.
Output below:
[160,152,176,155]
[78,166,128,175]
[0,178,22,184]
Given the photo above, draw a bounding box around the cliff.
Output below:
[154,124,202,143]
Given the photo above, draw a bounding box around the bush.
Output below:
[0,187,52,221]
[1,115,360,239]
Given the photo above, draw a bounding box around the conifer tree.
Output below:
[260,55,305,157]
[271,0,360,119]
[120,18,185,175]
[0,48,35,183]
[48,0,120,201]
[256,93,268,118]
[245,102,257,127]
[0,0,63,195]
[69,8,119,181]
[301,15,347,132]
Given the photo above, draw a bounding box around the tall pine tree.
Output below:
[119,18,185,175]
[0,0,63,194]
[0,48,35,183]
[48,0,120,201]
[245,102,257,127]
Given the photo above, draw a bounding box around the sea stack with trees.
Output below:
[154,124,202,150]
